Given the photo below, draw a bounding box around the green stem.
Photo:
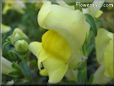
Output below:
[78,61,87,84]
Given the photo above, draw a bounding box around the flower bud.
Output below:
[1,56,13,74]
[95,28,114,78]
[95,29,111,64]
[14,40,28,53]
[11,28,28,45]
[1,24,11,33]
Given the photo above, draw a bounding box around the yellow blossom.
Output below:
[3,0,26,14]
[29,1,90,83]
[95,28,114,78]
[38,1,90,68]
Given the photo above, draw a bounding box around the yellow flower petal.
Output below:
[92,66,111,84]
[95,28,114,78]
[29,42,48,70]
[38,2,89,49]
[39,49,68,83]
[104,35,114,78]
[40,69,48,76]
[29,42,42,58]
[42,30,71,62]
[95,28,111,64]
[29,41,68,83]
[41,30,70,82]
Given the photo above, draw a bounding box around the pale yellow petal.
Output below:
[38,1,51,27]
[29,42,48,70]
[38,2,89,50]
[40,69,48,76]
[39,48,68,83]
[2,57,14,75]
[95,28,114,78]
[92,66,111,84]
[95,29,111,64]
[95,10,103,18]
[29,42,42,59]
[65,69,78,81]
[1,24,11,33]
[104,37,114,78]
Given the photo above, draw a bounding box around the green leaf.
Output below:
[85,14,97,36]
[64,0,76,5]
[19,60,32,79]
[8,63,23,78]
[82,30,95,56]
[88,74,94,84]
[12,63,22,73]
[77,62,87,84]
[82,14,97,56]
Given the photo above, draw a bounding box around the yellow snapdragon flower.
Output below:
[38,1,90,68]
[95,28,114,79]
[3,0,26,14]
[29,1,90,83]
[95,29,111,64]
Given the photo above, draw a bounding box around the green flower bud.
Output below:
[11,28,28,44]
[1,24,11,33]
[1,56,14,75]
[14,40,28,53]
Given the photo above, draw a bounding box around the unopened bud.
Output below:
[11,28,28,44]
[14,40,28,53]
[1,24,11,33]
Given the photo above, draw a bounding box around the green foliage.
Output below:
[77,62,87,84]
[82,14,97,56]
[2,3,45,84]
